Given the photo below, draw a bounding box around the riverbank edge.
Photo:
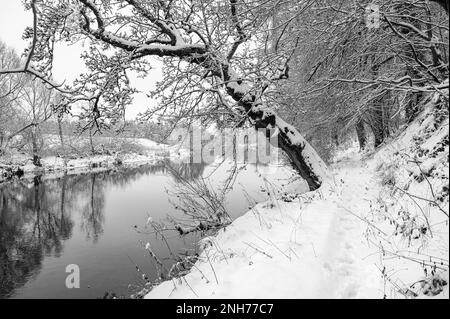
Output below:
[0,147,190,184]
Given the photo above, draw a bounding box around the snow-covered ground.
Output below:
[145,92,449,299]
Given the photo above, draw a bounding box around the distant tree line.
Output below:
[1,41,171,165]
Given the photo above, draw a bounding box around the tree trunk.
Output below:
[57,114,68,168]
[89,129,95,155]
[370,121,385,148]
[31,126,41,167]
[277,130,328,190]
[224,76,328,191]
[368,92,390,148]
[0,131,6,155]
[355,120,367,150]
[406,91,423,123]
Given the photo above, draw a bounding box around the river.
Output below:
[0,159,303,298]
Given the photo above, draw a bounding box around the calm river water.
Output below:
[0,160,301,298]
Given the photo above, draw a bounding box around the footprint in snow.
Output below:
[337,255,354,265]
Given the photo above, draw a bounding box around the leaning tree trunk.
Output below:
[223,70,329,191]
[355,120,367,150]
[277,126,329,190]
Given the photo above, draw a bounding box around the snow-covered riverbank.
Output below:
[145,94,449,299]
[0,138,188,183]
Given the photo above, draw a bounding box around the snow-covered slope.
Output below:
[145,92,449,299]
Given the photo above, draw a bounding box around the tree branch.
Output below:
[227,0,247,61]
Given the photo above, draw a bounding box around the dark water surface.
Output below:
[0,160,299,298]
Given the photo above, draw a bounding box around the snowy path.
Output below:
[146,156,386,298]
[314,160,382,298]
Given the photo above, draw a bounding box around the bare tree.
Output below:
[0,42,26,153]
[0,0,329,190]
[14,77,54,166]
[57,111,68,167]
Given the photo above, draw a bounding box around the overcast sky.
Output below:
[0,0,162,120]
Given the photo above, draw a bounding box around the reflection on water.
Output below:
[0,160,300,299]
[80,175,105,242]
[0,175,74,298]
